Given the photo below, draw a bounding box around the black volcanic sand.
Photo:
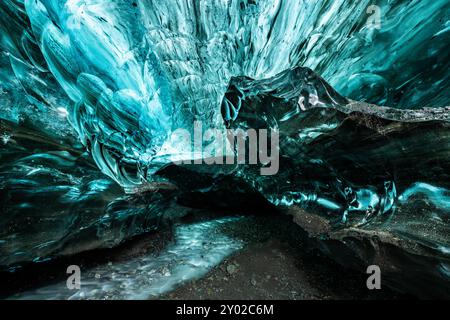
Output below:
[0,210,411,300]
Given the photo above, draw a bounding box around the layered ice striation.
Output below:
[1,0,449,187]
[1,0,450,295]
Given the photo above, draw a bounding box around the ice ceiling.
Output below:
[0,0,450,293]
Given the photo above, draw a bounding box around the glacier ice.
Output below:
[221,67,450,222]
[0,0,450,297]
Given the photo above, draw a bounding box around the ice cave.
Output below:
[0,0,449,300]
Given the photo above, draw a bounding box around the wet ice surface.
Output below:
[9,217,244,300]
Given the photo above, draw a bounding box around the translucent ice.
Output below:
[2,0,448,187]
